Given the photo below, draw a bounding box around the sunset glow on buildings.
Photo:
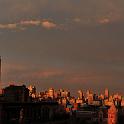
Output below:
[0,0,124,123]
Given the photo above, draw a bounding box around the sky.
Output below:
[0,0,124,94]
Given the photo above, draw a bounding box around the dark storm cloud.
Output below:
[0,0,124,93]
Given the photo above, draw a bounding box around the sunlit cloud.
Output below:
[0,14,121,31]
[20,20,41,26]
[31,69,64,79]
[3,64,64,81]
[0,23,17,29]
[98,18,110,24]
[20,20,58,29]
[73,18,81,23]
[0,19,59,30]
[41,20,57,29]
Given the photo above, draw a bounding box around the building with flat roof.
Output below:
[3,85,29,102]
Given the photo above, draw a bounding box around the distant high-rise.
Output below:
[0,56,1,85]
[28,85,36,98]
[105,88,109,99]
[78,90,84,99]
[108,103,118,124]
[48,88,54,99]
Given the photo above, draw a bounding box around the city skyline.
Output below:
[1,83,123,124]
[0,0,124,94]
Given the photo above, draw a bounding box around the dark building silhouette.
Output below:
[0,101,60,124]
[2,85,29,102]
[0,85,67,124]
[0,57,1,87]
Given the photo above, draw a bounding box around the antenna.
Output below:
[0,56,1,85]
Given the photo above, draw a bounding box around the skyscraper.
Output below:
[78,90,84,99]
[108,103,118,124]
[0,56,1,86]
[48,88,54,99]
[105,88,109,99]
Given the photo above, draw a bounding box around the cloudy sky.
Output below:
[0,0,124,94]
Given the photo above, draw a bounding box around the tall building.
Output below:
[59,89,70,98]
[0,56,1,87]
[88,93,94,104]
[48,88,54,99]
[0,56,3,95]
[86,90,92,98]
[28,85,36,98]
[78,90,84,99]
[108,103,118,124]
[3,85,29,102]
[105,88,109,99]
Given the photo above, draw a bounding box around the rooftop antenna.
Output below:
[0,56,1,85]
[0,56,1,91]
